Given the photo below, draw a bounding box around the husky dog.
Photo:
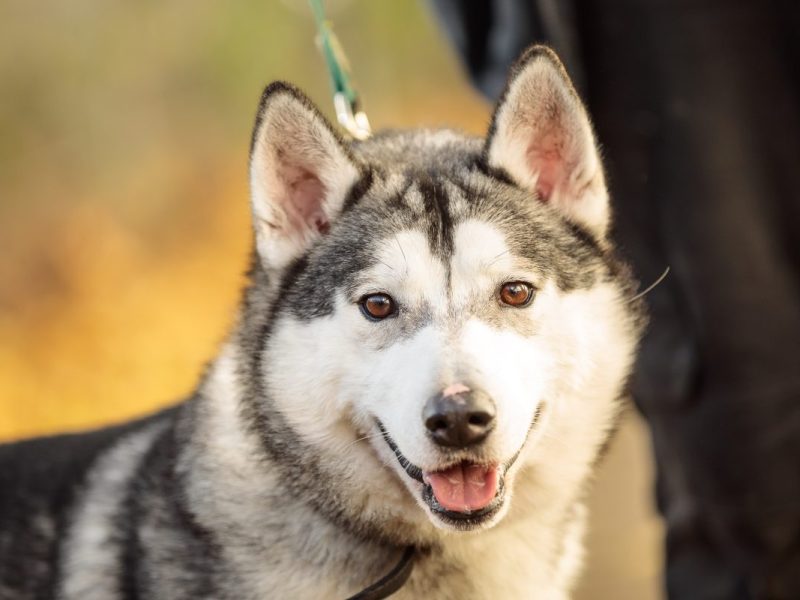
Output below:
[0,46,643,599]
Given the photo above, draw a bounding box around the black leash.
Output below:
[345,546,417,600]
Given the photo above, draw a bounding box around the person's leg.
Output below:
[573,0,800,597]
[428,0,584,97]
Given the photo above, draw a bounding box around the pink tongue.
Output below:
[425,464,499,512]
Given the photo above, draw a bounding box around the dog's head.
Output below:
[243,47,642,535]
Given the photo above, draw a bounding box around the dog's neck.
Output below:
[174,343,585,598]
[178,344,405,596]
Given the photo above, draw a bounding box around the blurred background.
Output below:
[0,1,663,597]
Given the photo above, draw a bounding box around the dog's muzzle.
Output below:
[376,421,506,528]
[375,403,543,528]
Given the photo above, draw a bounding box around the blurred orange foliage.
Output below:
[0,0,488,440]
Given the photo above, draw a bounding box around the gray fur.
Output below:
[0,46,644,599]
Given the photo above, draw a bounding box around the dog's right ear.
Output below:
[249,82,361,272]
[484,46,609,238]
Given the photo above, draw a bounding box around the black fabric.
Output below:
[428,0,584,97]
[429,0,800,598]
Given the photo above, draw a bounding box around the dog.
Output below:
[0,46,644,599]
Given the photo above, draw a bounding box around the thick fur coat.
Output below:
[0,47,644,599]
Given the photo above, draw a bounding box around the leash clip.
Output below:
[309,0,372,141]
[333,92,371,140]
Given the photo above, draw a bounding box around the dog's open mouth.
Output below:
[421,464,506,525]
[423,463,499,512]
[376,421,506,526]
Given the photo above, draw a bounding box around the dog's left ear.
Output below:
[249,82,361,272]
[485,46,609,238]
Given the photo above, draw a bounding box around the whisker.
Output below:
[394,235,408,272]
[376,259,395,272]
[537,429,573,450]
[341,430,389,452]
[487,249,510,267]
[629,266,670,303]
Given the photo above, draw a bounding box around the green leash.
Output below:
[308,0,372,140]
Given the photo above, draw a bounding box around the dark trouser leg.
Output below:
[573,1,800,597]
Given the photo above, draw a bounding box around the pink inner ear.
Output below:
[283,164,329,235]
[526,130,566,202]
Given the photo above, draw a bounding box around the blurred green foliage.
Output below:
[0,0,485,213]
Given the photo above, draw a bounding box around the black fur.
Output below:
[0,408,177,598]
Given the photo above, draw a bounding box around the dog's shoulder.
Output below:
[0,407,179,598]
[0,407,178,508]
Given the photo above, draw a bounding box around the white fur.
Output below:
[59,423,167,600]
[260,217,636,567]
[217,65,637,594]
[487,52,610,237]
[211,197,636,596]
[204,337,598,598]
[249,92,360,273]
[23,56,638,600]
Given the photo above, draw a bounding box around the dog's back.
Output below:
[0,409,177,599]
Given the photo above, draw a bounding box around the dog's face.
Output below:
[246,48,641,535]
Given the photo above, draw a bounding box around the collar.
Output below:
[345,546,416,599]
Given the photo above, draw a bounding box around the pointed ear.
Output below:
[484,46,609,238]
[249,82,361,271]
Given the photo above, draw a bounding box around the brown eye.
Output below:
[359,293,397,320]
[499,281,535,307]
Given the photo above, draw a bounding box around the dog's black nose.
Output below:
[423,388,496,448]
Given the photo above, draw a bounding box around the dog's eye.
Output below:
[359,293,397,320]
[499,281,535,307]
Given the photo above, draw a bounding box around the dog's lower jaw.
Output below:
[375,409,544,534]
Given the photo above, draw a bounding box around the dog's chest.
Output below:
[395,524,573,600]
